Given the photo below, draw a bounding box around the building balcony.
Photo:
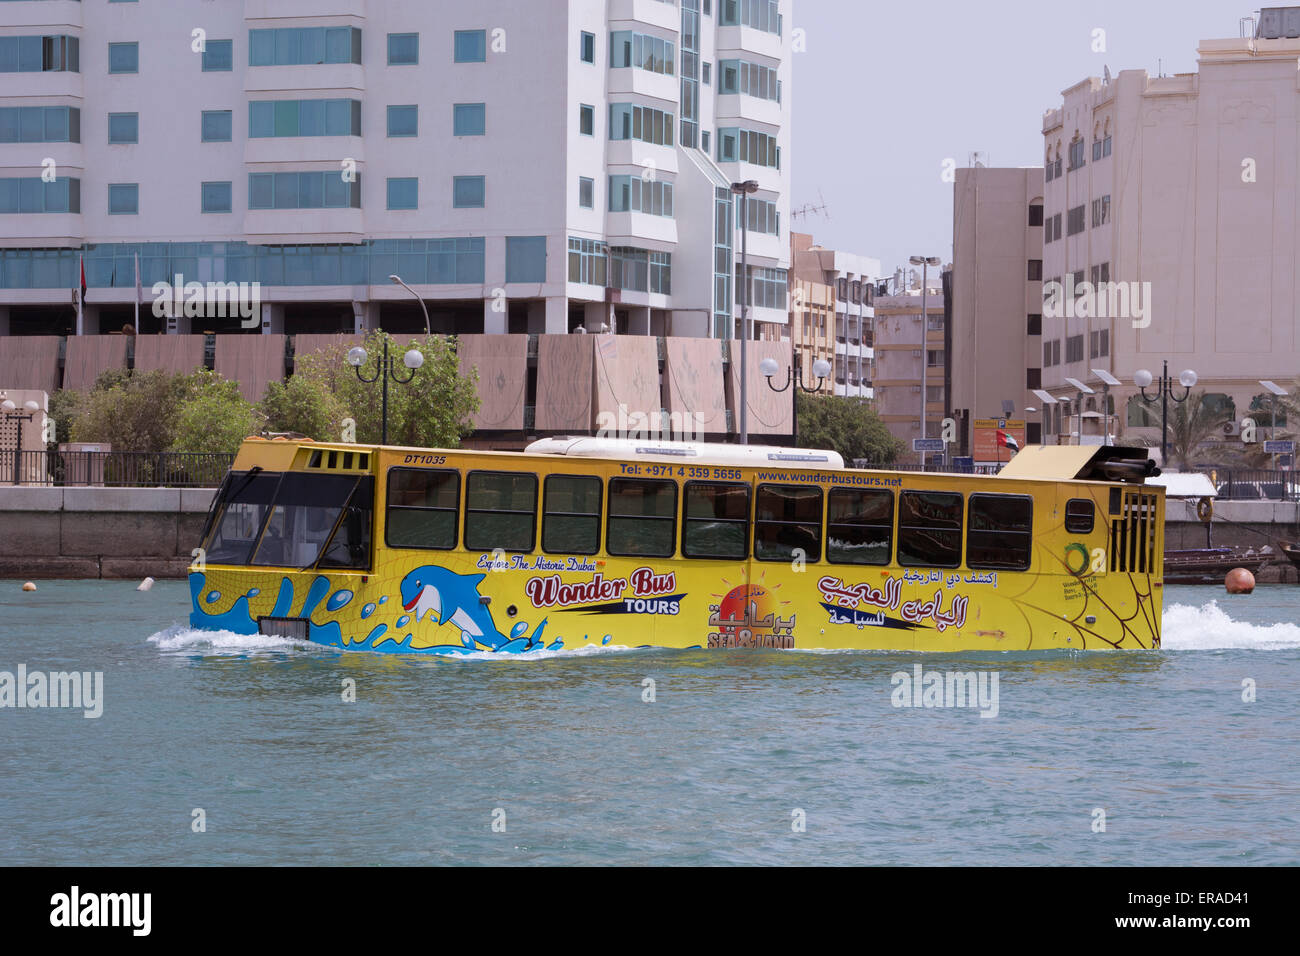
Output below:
[607,69,679,109]
[244,136,365,167]
[737,229,784,265]
[608,0,680,32]
[244,0,367,21]
[243,208,365,244]
[605,211,678,249]
[0,213,84,249]
[714,94,783,129]
[716,25,783,61]
[2,71,84,101]
[5,0,82,29]
[244,63,365,96]
[607,141,678,177]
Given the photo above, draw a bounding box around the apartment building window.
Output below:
[248,172,361,210]
[387,33,419,65]
[579,104,594,136]
[1027,368,1041,389]
[568,237,608,285]
[1089,262,1111,286]
[387,105,418,137]
[926,385,943,402]
[1052,339,1061,365]
[1027,259,1042,280]
[610,32,675,75]
[1092,138,1102,161]
[609,176,674,216]
[1089,329,1110,359]
[1068,138,1086,171]
[744,197,778,234]
[201,110,232,143]
[1103,134,1112,157]
[385,177,418,211]
[703,62,711,84]
[0,107,79,144]
[0,36,79,73]
[720,0,782,34]
[580,32,595,64]
[107,112,137,144]
[250,100,360,138]
[716,127,779,167]
[249,28,362,66]
[613,248,671,294]
[452,175,485,208]
[454,30,487,63]
[506,237,547,283]
[1028,203,1043,226]
[927,349,944,368]
[927,315,944,331]
[1072,270,1085,296]
[610,103,675,147]
[108,183,139,215]
[453,103,485,136]
[1066,205,1085,236]
[735,266,786,309]
[202,40,233,72]
[1045,157,1054,183]
[108,42,139,74]
[1027,313,1042,335]
[1091,195,1111,227]
[1042,341,1053,367]
[1044,213,1062,243]
[0,176,80,214]
[201,181,232,214]
[701,130,710,152]
[1065,334,1084,363]
[719,59,780,101]
[578,177,594,209]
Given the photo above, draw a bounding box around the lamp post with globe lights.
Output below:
[761,354,832,443]
[1,397,41,485]
[1134,361,1197,465]
[346,341,424,446]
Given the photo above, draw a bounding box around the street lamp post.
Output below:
[761,354,832,443]
[1259,379,1289,470]
[1,398,40,485]
[389,274,430,336]
[346,340,425,446]
[908,255,940,469]
[1135,360,1197,465]
[731,180,759,444]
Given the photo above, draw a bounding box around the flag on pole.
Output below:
[996,429,1020,452]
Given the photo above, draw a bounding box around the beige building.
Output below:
[1041,15,1300,453]
[950,166,1046,450]
[873,273,945,460]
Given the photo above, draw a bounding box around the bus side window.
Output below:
[385,468,459,550]
[897,490,962,568]
[1065,497,1095,534]
[465,471,538,553]
[967,493,1033,570]
[543,475,602,555]
[607,477,677,557]
[754,484,822,563]
[827,488,893,565]
[682,481,749,559]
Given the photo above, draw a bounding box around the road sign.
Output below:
[1263,440,1295,454]
[972,419,1025,461]
[912,438,945,452]
[952,456,975,472]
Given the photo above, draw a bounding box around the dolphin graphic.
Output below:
[399,566,510,651]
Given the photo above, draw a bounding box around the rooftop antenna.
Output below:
[968,151,987,168]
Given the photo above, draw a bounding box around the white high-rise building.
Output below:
[0,0,791,339]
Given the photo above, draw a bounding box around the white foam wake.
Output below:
[1161,601,1300,651]
[147,623,313,654]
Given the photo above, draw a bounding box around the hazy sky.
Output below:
[791,0,1251,277]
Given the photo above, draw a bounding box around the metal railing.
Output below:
[853,460,1002,474]
[1201,468,1300,501]
[0,450,233,488]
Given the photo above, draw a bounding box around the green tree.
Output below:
[69,367,204,452]
[170,376,262,456]
[259,373,348,441]
[795,392,904,464]
[294,331,480,447]
[1164,390,1233,470]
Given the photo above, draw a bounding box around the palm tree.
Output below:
[1163,390,1232,470]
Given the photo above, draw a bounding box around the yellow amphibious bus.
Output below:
[188,437,1165,653]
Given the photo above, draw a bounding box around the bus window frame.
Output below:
[542,473,603,556]
[896,489,964,569]
[753,482,823,564]
[681,479,750,560]
[1064,497,1095,534]
[966,492,1034,571]
[606,475,678,559]
[384,466,461,552]
[825,486,895,566]
[463,469,539,554]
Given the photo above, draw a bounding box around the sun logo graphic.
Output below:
[707,583,796,649]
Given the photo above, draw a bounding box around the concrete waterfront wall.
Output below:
[0,486,1297,581]
[0,487,215,580]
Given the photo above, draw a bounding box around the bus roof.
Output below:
[524,436,845,470]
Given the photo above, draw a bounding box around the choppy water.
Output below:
[1,580,1297,865]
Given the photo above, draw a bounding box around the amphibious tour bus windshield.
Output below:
[200,470,374,569]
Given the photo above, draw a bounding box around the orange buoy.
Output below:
[21,582,36,592]
[1225,567,1255,594]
